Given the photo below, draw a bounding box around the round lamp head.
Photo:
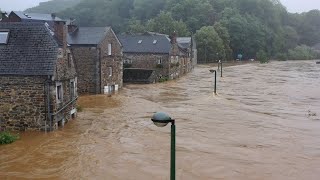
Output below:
[151,112,172,127]
[209,69,215,73]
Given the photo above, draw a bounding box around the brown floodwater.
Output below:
[1,60,320,180]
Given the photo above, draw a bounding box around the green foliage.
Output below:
[256,50,269,63]
[26,0,82,13]
[276,53,288,61]
[76,105,83,112]
[158,77,169,82]
[195,26,225,63]
[287,45,317,60]
[146,11,190,36]
[126,19,146,34]
[27,0,320,61]
[0,132,19,145]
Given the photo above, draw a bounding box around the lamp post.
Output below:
[220,61,223,77]
[209,69,217,94]
[151,112,176,180]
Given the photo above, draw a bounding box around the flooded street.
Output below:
[1,60,320,180]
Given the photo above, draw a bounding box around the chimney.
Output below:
[53,21,67,50]
[51,13,56,20]
[1,12,8,21]
[170,31,177,44]
[67,18,79,33]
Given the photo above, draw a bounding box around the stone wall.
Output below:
[52,48,78,129]
[0,76,47,131]
[71,47,99,94]
[71,29,123,94]
[123,53,170,80]
[99,29,123,93]
[0,47,77,131]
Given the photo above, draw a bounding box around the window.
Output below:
[70,80,75,99]
[153,40,157,44]
[108,43,112,56]
[124,59,132,64]
[108,67,112,77]
[67,53,71,67]
[171,56,174,63]
[56,83,63,103]
[157,57,162,64]
[138,40,142,44]
[0,31,9,44]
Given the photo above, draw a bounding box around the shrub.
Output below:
[76,105,83,112]
[276,53,288,61]
[158,77,169,82]
[0,131,19,145]
[288,45,317,60]
[256,50,269,63]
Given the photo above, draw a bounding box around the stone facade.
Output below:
[0,76,47,131]
[120,32,195,83]
[0,50,77,131]
[0,22,77,131]
[70,28,123,94]
[71,47,99,94]
[124,53,169,80]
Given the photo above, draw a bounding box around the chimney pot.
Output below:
[51,13,56,19]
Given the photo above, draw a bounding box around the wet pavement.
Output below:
[1,60,320,180]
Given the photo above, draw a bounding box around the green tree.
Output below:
[256,49,268,63]
[195,26,225,63]
[213,22,233,60]
[146,11,190,36]
[288,45,317,60]
[132,0,166,21]
[126,18,146,34]
[166,0,215,32]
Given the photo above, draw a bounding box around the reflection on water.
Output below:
[1,60,320,180]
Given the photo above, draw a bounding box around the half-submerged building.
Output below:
[0,22,77,131]
[67,20,123,94]
[119,32,196,83]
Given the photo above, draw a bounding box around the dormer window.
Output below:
[138,40,142,44]
[153,40,157,44]
[0,30,10,44]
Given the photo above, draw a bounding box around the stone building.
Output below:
[1,11,63,25]
[119,32,196,83]
[67,21,123,94]
[0,22,77,131]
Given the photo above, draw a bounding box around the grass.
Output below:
[76,105,83,112]
[0,131,19,145]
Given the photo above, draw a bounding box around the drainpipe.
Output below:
[46,75,52,132]
[98,47,102,94]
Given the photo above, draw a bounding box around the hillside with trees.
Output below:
[25,0,81,13]
[26,0,320,62]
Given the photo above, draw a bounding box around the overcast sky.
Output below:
[1,0,320,13]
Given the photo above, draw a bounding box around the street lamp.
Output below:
[151,112,176,180]
[209,69,217,94]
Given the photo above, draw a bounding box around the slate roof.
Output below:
[177,37,191,49]
[118,34,171,54]
[12,11,63,22]
[0,22,58,76]
[67,27,110,45]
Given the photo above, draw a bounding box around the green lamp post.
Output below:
[151,112,175,180]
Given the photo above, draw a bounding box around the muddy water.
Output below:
[1,60,320,180]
